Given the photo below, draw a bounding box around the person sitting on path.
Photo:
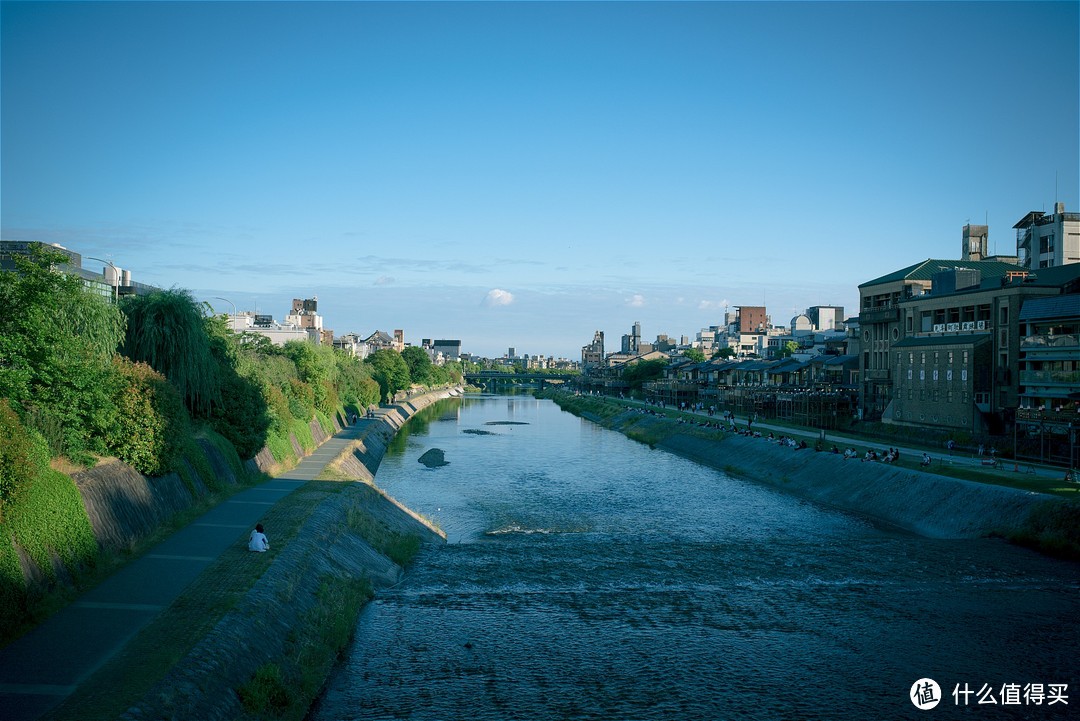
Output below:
[921,452,932,467]
[248,523,270,553]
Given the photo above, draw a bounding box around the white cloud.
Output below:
[626,294,646,308]
[483,288,515,307]
[697,299,729,311]
[374,275,395,286]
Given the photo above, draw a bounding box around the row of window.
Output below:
[904,369,969,382]
[896,350,970,366]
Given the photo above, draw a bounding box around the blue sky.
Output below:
[3,1,1077,359]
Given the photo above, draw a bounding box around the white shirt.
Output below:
[248,530,269,552]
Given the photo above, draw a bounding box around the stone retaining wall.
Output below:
[593,406,1062,541]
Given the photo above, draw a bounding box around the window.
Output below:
[1000,306,1009,325]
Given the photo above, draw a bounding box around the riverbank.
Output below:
[548,392,1080,558]
[10,388,460,721]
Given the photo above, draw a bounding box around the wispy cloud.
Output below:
[374,275,395,286]
[626,294,645,308]
[697,299,729,311]
[483,288,515,307]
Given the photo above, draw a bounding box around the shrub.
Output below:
[107,357,189,476]
[0,399,47,513]
[238,663,291,714]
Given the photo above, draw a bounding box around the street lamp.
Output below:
[85,256,118,303]
[212,297,237,330]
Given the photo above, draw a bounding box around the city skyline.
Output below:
[2,1,1077,358]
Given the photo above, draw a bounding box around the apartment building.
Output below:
[1014,202,1080,270]
[870,264,1079,434]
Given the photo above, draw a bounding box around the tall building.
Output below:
[805,306,845,331]
[735,306,767,333]
[621,322,642,354]
[961,223,989,261]
[432,339,462,361]
[860,260,1079,432]
[1014,202,1080,269]
[581,330,605,370]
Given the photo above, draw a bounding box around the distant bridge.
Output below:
[464,371,577,389]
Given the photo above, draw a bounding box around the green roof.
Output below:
[859,259,1025,289]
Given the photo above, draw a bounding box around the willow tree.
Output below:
[121,289,220,417]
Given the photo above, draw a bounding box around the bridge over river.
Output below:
[463,370,576,389]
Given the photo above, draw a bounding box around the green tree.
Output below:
[712,347,735,360]
[121,289,220,417]
[0,246,126,459]
[621,358,668,390]
[683,348,706,363]
[365,349,410,403]
[107,357,189,476]
[204,316,272,458]
[401,346,433,386]
[777,340,800,359]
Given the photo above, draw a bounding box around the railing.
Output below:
[1016,408,1080,425]
[859,307,899,324]
[1019,370,1080,385]
[1021,334,1079,349]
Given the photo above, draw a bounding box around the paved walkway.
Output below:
[0,413,388,721]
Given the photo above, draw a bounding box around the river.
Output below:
[310,394,1079,720]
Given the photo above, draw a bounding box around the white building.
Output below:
[1015,202,1080,269]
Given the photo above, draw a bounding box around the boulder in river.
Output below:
[418,448,449,468]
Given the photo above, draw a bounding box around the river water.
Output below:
[311,394,1079,721]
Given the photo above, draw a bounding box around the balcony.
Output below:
[1016,407,1080,427]
[1019,370,1080,386]
[859,307,899,324]
[1021,334,1079,350]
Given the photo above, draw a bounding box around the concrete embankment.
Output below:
[562,396,1074,544]
[112,389,458,721]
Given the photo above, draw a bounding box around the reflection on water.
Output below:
[312,395,1079,721]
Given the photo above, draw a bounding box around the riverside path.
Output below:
[0,410,393,721]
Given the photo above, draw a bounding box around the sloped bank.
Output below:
[113,388,459,721]
[552,394,1079,555]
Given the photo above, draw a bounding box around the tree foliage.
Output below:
[777,340,800,359]
[713,347,735,360]
[365,349,410,402]
[683,348,706,363]
[0,246,125,459]
[621,358,668,390]
[107,357,189,476]
[401,346,433,386]
[121,289,221,417]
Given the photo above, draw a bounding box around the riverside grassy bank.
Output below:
[546,391,1080,559]
[33,388,459,721]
